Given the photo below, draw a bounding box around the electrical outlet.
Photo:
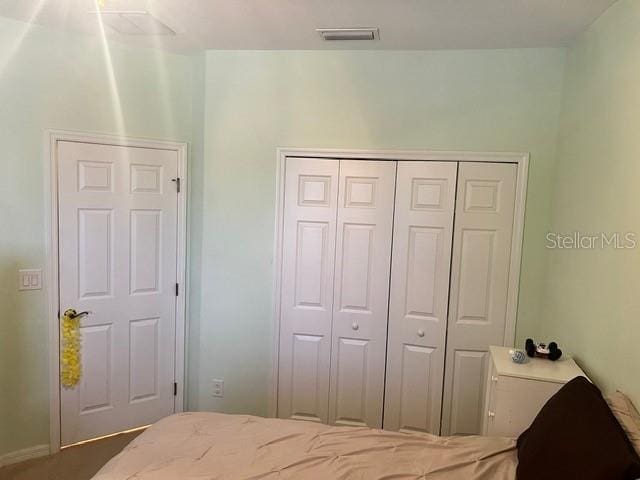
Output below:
[212,379,224,398]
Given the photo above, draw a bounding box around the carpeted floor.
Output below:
[0,430,142,480]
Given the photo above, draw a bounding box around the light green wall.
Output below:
[186,51,206,408]
[190,49,566,415]
[542,0,640,406]
[0,17,193,456]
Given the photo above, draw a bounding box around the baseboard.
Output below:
[0,444,50,467]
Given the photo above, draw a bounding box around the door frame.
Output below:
[45,129,189,453]
[268,147,529,418]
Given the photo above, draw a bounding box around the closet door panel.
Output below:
[329,160,396,428]
[441,162,517,435]
[383,162,457,433]
[448,350,488,434]
[278,158,339,423]
[289,334,325,418]
[334,337,370,422]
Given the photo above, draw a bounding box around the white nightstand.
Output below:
[482,345,587,438]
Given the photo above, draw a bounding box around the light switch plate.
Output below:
[18,269,42,291]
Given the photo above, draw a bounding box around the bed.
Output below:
[92,412,517,479]
[93,378,640,480]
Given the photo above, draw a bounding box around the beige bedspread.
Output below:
[93,412,517,479]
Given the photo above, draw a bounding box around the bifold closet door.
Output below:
[383,162,457,434]
[440,162,517,436]
[328,160,396,428]
[277,158,339,423]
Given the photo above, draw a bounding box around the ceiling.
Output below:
[0,0,617,53]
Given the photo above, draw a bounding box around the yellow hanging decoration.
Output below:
[97,0,106,9]
[61,309,82,388]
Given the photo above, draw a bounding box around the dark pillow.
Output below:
[517,376,640,480]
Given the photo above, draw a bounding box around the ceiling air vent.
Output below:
[89,10,175,36]
[317,28,379,41]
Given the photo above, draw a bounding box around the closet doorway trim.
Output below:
[268,148,529,417]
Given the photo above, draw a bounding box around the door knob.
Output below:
[417,329,425,337]
[63,309,91,319]
[351,322,359,331]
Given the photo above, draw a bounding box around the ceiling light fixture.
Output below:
[316,28,379,41]
[89,10,175,36]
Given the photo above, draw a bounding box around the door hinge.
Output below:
[171,177,181,193]
[173,382,178,396]
[175,283,179,296]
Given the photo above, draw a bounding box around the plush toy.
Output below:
[525,338,562,361]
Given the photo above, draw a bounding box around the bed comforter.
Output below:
[93,412,517,479]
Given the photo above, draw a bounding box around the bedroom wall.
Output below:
[0,16,194,457]
[191,49,566,415]
[542,0,640,406]
[0,13,587,457]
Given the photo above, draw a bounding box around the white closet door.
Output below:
[383,162,457,434]
[328,160,396,428]
[277,158,339,423]
[441,162,517,436]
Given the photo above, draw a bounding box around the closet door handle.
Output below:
[351,322,359,331]
[417,329,425,338]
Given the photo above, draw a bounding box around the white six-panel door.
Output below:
[277,158,339,422]
[58,141,179,445]
[440,162,517,435]
[383,162,457,434]
[328,160,396,428]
